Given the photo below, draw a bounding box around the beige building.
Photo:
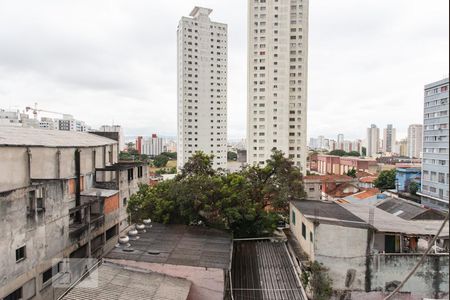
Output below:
[407,124,423,158]
[366,124,380,157]
[247,0,309,172]
[177,7,228,170]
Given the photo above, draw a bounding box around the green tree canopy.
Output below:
[346,168,357,178]
[329,149,347,156]
[227,151,238,161]
[128,150,306,238]
[374,169,396,190]
[408,181,419,195]
[153,154,170,168]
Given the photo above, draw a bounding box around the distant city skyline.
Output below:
[0,0,448,140]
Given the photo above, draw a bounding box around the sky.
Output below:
[0,0,448,141]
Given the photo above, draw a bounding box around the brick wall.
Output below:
[104,194,119,214]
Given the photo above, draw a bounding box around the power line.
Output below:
[384,211,449,300]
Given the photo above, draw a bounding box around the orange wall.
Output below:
[104,194,119,214]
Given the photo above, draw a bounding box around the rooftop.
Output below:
[0,126,117,148]
[339,203,449,236]
[232,240,305,300]
[376,197,445,221]
[326,183,360,198]
[190,6,213,17]
[291,200,369,229]
[342,188,384,205]
[359,176,377,183]
[105,223,232,269]
[62,262,191,300]
[80,188,119,198]
[304,174,354,182]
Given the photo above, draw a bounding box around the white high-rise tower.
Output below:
[177,7,228,170]
[247,0,309,172]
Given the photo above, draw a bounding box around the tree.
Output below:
[153,154,170,168]
[227,151,238,161]
[374,169,396,190]
[309,261,333,300]
[409,181,419,195]
[179,151,216,178]
[346,151,361,157]
[329,149,347,156]
[361,147,367,156]
[346,168,357,178]
[128,150,306,238]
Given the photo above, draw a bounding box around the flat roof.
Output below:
[105,223,232,269]
[232,240,305,300]
[0,126,117,148]
[291,200,369,229]
[80,188,119,198]
[62,262,191,300]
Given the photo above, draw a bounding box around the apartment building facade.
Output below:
[141,134,164,158]
[247,0,309,172]
[177,7,228,170]
[419,78,449,211]
[366,124,380,157]
[407,124,423,158]
[383,124,396,153]
[0,127,147,300]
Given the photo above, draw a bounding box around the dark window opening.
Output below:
[16,246,26,262]
[138,166,143,178]
[127,169,134,182]
[106,225,118,241]
[302,223,306,239]
[4,287,22,300]
[42,262,61,285]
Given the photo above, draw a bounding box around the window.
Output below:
[123,198,127,206]
[42,262,61,286]
[302,223,306,239]
[106,225,118,241]
[291,211,296,225]
[138,166,143,178]
[127,168,134,181]
[16,246,26,262]
[4,287,22,300]
[310,232,314,242]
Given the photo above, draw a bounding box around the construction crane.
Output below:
[25,102,66,119]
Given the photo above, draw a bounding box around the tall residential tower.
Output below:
[177,7,228,170]
[366,124,380,157]
[247,0,309,172]
[382,124,396,153]
[407,124,423,158]
[419,78,449,211]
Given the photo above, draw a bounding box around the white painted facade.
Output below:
[366,124,380,157]
[177,7,228,170]
[247,0,309,172]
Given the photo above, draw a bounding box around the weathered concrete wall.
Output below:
[289,203,316,259]
[30,148,59,179]
[371,254,449,298]
[0,181,69,299]
[315,223,368,291]
[0,147,29,192]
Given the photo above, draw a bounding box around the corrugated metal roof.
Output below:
[0,127,117,148]
[62,262,191,300]
[232,240,305,300]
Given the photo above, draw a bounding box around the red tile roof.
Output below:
[304,175,353,182]
[359,176,377,183]
[352,188,380,200]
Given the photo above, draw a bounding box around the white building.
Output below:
[367,124,380,157]
[247,0,309,172]
[407,124,423,158]
[337,134,344,149]
[142,134,164,157]
[419,78,449,211]
[0,109,21,127]
[177,7,228,170]
[382,124,396,153]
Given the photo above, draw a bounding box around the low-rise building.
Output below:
[0,127,147,300]
[396,167,421,192]
[317,155,378,176]
[289,200,449,299]
[303,175,357,200]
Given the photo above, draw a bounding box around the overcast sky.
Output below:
[0,0,448,140]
